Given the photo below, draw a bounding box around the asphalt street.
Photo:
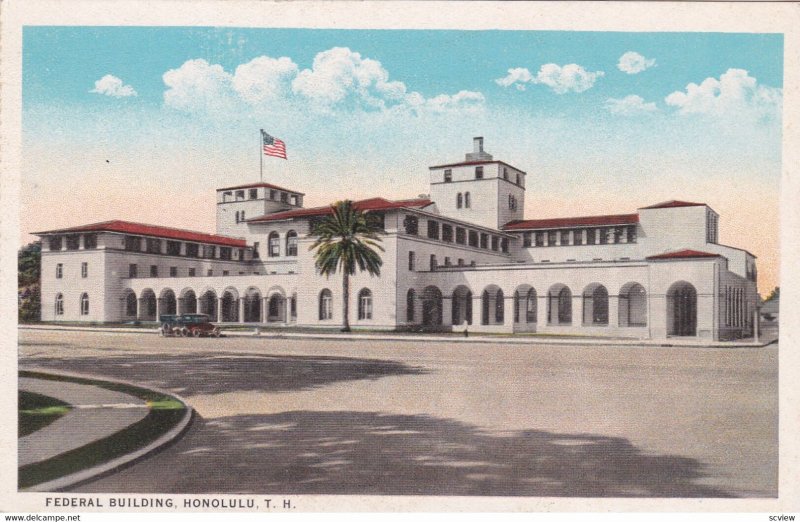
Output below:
[18,329,778,497]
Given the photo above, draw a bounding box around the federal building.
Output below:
[35,138,759,340]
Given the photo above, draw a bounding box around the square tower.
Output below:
[428,137,526,229]
[216,182,304,237]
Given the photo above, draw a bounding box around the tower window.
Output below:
[249,188,258,199]
[427,220,440,240]
[456,193,463,209]
[444,169,452,183]
[408,251,415,271]
[503,167,508,180]
[81,262,88,278]
[475,166,483,179]
[56,264,63,279]
[235,190,245,200]
[442,224,454,242]
[464,192,471,208]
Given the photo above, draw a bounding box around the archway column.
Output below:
[238,297,245,323]
[573,295,583,328]
[177,297,186,315]
[261,297,268,323]
[137,298,145,321]
[537,295,548,326]
[217,297,224,322]
[156,298,163,319]
[608,295,619,328]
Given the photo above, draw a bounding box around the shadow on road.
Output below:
[22,353,428,395]
[74,410,734,497]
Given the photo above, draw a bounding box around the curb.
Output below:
[19,324,775,348]
[19,368,194,493]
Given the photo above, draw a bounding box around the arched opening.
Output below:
[481,285,504,325]
[268,293,285,323]
[358,288,373,320]
[221,289,239,322]
[244,288,262,323]
[452,285,473,326]
[80,292,90,316]
[159,289,177,316]
[179,289,197,314]
[582,283,609,326]
[55,293,65,316]
[268,231,280,257]
[319,289,333,320]
[199,289,218,319]
[548,284,572,325]
[667,281,697,336]
[421,286,443,327]
[514,285,537,324]
[140,289,157,320]
[122,289,137,319]
[406,289,416,322]
[286,230,298,257]
[619,282,647,327]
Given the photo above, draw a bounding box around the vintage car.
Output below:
[159,314,221,337]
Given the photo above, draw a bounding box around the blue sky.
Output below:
[21,26,784,291]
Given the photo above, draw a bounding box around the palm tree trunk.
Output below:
[341,271,351,332]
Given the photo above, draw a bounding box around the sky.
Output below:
[21,27,783,294]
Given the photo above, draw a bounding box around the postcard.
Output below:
[1,0,798,516]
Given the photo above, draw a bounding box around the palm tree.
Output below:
[309,200,385,332]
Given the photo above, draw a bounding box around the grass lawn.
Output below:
[18,391,71,437]
[18,371,188,489]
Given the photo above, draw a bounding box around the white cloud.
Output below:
[496,64,603,94]
[617,52,656,75]
[232,56,298,104]
[532,63,604,94]
[163,59,233,112]
[89,74,137,97]
[605,95,659,115]
[664,68,782,118]
[494,68,534,90]
[162,47,484,116]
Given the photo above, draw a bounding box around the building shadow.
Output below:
[21,353,428,395]
[73,410,737,497]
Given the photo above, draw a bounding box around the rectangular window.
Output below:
[186,243,199,258]
[444,169,452,182]
[444,257,451,267]
[129,264,137,278]
[613,227,624,244]
[522,232,532,247]
[222,191,232,202]
[235,190,245,200]
[166,240,181,256]
[455,227,466,245]
[475,166,483,179]
[146,238,162,254]
[56,263,63,279]
[220,247,232,260]
[627,226,637,244]
[287,235,298,256]
[408,251,415,271]
[468,230,479,248]
[188,268,196,277]
[169,266,177,277]
[207,269,213,276]
[547,230,557,246]
[150,265,158,277]
[535,232,545,247]
[203,245,216,259]
[321,294,333,320]
[280,192,289,203]
[480,233,489,249]
[501,238,509,253]
[599,228,609,245]
[404,215,419,235]
[560,230,570,246]
[124,235,141,252]
[458,258,464,266]
[253,242,260,259]
[249,188,258,200]
[427,220,440,240]
[574,230,584,245]
[269,235,280,257]
[442,224,453,242]
[491,236,499,251]
[84,234,97,249]
[430,254,437,270]
[503,167,508,180]
[66,235,80,250]
[49,236,63,251]
[223,270,230,276]
[81,262,88,278]
[587,229,596,245]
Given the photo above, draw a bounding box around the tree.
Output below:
[18,241,41,322]
[764,287,780,302]
[309,200,385,332]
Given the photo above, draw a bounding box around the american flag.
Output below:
[261,130,287,159]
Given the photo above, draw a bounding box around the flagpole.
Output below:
[259,129,263,182]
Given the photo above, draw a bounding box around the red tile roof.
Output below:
[217,182,304,195]
[646,249,721,260]
[247,197,433,223]
[640,200,706,209]
[33,220,247,248]
[428,160,527,174]
[503,213,639,231]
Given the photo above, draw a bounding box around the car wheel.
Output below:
[193,329,202,337]
[213,328,221,338]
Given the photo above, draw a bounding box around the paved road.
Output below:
[18,330,778,497]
